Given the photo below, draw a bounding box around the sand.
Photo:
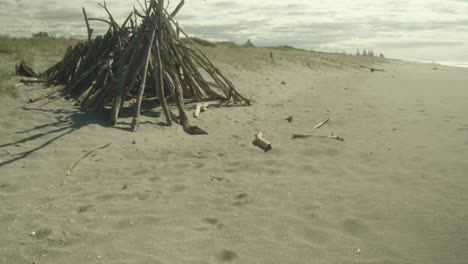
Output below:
[1,54,468,263]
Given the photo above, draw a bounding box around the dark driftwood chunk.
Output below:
[15,61,38,78]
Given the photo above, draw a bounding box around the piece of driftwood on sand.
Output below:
[253,132,272,152]
[292,134,344,141]
[16,61,38,78]
[312,118,329,130]
[359,65,386,72]
[17,0,250,134]
[193,103,208,118]
[292,118,344,141]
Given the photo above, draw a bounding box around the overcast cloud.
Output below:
[1,0,467,61]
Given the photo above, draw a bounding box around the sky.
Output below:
[1,0,467,62]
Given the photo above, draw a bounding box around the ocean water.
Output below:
[422,61,468,68]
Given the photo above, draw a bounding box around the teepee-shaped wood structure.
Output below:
[39,0,250,133]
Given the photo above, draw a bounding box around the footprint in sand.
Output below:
[202,217,225,230]
[210,175,230,183]
[203,218,219,225]
[217,249,239,262]
[458,124,468,131]
[169,184,187,192]
[232,192,252,206]
[132,167,151,176]
[95,193,115,202]
[0,183,19,193]
[136,192,150,200]
[77,204,95,213]
[148,176,162,182]
[30,228,52,240]
[341,218,369,237]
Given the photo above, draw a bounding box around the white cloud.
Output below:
[1,0,467,61]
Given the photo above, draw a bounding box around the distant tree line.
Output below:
[355,48,384,58]
[243,39,255,47]
[32,31,51,38]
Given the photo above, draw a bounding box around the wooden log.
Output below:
[131,25,156,132]
[252,132,272,152]
[154,39,172,126]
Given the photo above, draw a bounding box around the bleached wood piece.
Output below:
[253,132,272,152]
[193,103,209,118]
[313,118,329,130]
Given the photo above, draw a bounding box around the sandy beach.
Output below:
[1,52,468,263]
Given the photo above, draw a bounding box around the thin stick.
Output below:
[82,7,93,43]
[292,134,344,141]
[28,89,61,103]
[87,18,112,25]
[313,118,330,130]
[20,79,48,85]
[66,143,112,175]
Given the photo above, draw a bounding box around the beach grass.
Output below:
[0,35,79,66]
[195,41,386,70]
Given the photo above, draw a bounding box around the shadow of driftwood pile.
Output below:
[18,0,250,134]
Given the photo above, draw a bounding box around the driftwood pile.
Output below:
[29,0,250,133]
